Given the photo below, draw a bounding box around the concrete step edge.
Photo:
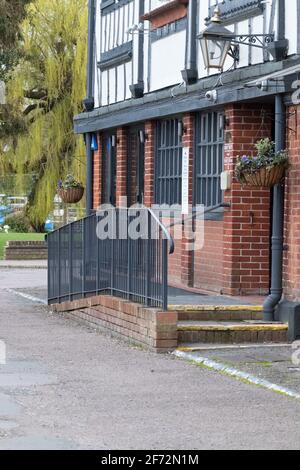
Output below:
[170,305,263,312]
[176,343,290,352]
[177,323,288,332]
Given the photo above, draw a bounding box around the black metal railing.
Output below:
[47,207,174,310]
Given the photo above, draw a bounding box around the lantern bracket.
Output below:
[198,33,275,51]
[227,33,275,50]
[197,6,280,70]
[227,45,239,62]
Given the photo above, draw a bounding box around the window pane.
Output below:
[155,118,182,205]
[195,111,224,209]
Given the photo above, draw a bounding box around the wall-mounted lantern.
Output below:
[91,134,98,151]
[111,135,117,148]
[198,6,284,71]
[139,129,149,144]
[198,8,234,71]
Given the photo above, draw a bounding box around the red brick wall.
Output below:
[181,113,195,286]
[182,112,224,293]
[127,130,138,206]
[168,227,183,286]
[93,133,102,209]
[52,295,178,353]
[194,220,224,293]
[144,121,156,207]
[142,2,188,29]
[283,105,300,301]
[92,104,273,296]
[116,127,128,206]
[223,103,272,295]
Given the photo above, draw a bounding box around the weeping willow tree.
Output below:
[0,0,32,82]
[0,0,87,230]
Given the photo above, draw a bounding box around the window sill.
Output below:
[203,207,224,222]
[98,42,133,71]
[141,0,188,29]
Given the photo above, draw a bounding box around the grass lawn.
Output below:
[0,232,45,260]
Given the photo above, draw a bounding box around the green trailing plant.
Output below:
[235,138,289,185]
[58,174,83,190]
[0,0,87,231]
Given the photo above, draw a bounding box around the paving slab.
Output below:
[168,287,263,306]
[0,260,47,269]
[186,345,300,394]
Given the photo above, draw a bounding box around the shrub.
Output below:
[5,212,33,233]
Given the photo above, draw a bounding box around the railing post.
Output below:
[162,238,168,311]
[58,229,61,303]
[127,209,131,300]
[69,223,73,301]
[111,210,115,296]
[96,214,100,294]
[46,235,50,304]
[82,218,86,298]
[146,210,151,306]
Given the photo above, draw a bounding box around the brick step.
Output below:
[170,305,263,322]
[4,240,47,261]
[177,321,288,344]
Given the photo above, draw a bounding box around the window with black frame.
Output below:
[155,118,183,206]
[194,111,224,210]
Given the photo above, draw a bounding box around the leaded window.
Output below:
[155,119,182,205]
[194,112,224,209]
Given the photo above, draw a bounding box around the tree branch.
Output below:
[23,103,38,116]
[24,89,47,100]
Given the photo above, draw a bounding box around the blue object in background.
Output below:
[44,218,55,232]
[91,134,98,151]
[0,205,12,226]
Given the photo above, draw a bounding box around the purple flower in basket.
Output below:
[58,180,63,189]
[241,155,250,163]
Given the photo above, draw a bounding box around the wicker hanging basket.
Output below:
[240,165,286,188]
[58,186,84,204]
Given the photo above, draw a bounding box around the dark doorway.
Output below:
[102,133,116,205]
[127,126,145,205]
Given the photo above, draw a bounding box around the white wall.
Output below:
[94,0,101,108]
[94,0,299,108]
[285,0,298,55]
[150,31,186,91]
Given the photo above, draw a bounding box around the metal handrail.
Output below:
[47,206,174,310]
[92,205,175,254]
[45,213,94,237]
[165,202,231,230]
[147,207,175,255]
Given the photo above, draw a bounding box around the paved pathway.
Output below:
[0,268,300,449]
[0,260,47,269]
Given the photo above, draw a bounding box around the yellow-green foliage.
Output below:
[0,0,87,227]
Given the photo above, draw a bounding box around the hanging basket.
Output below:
[240,165,286,188]
[58,186,84,204]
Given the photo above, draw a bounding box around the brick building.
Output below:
[47,0,300,346]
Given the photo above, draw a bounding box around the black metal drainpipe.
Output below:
[186,0,197,72]
[86,0,96,216]
[182,0,197,84]
[263,0,286,321]
[263,94,285,322]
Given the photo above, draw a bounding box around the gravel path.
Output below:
[0,268,300,449]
